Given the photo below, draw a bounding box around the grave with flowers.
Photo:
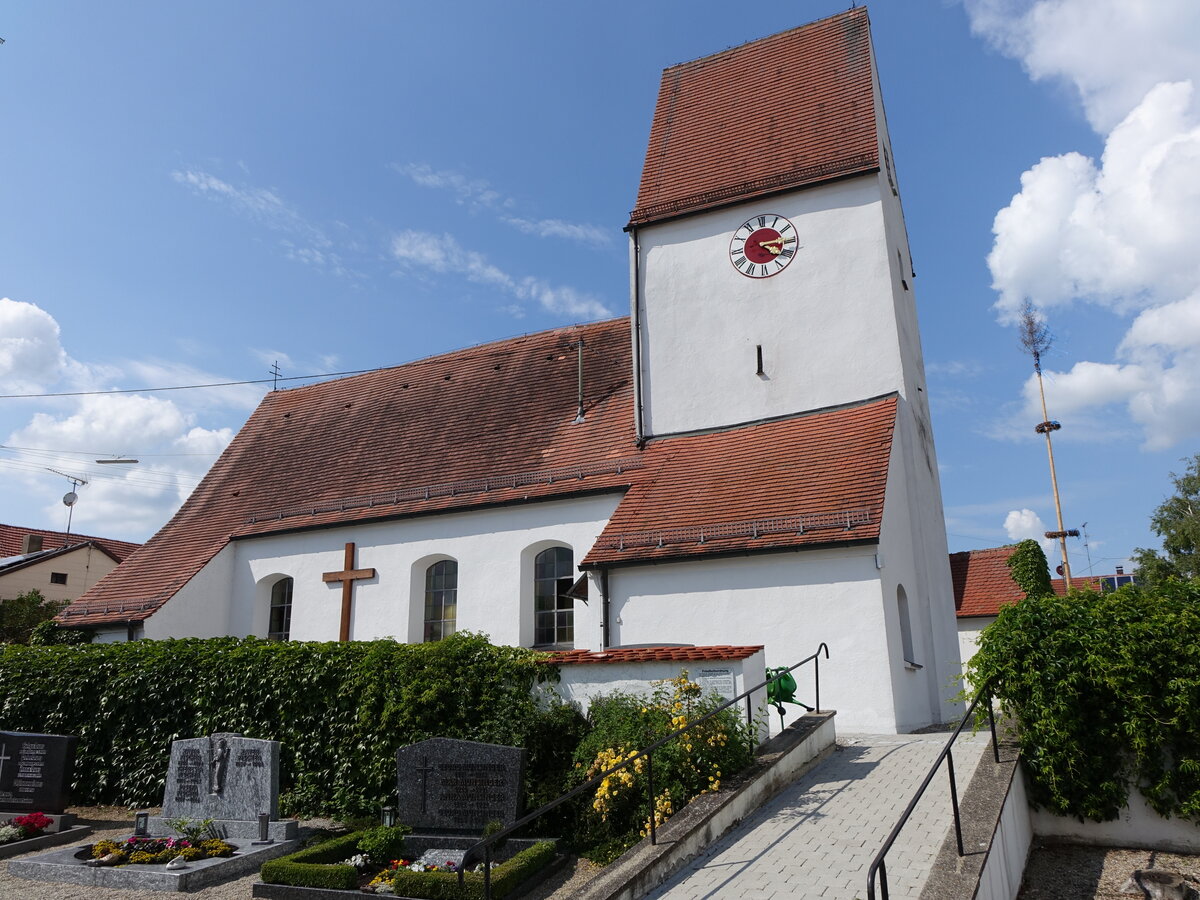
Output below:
[10,732,299,892]
[0,730,93,858]
[254,738,561,898]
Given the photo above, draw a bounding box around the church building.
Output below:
[62,8,961,733]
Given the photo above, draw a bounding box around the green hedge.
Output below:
[259,831,364,889]
[969,578,1200,821]
[390,840,558,900]
[0,633,577,817]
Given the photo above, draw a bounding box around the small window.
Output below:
[268,577,293,641]
[897,584,920,667]
[424,560,457,642]
[49,572,68,585]
[534,547,574,647]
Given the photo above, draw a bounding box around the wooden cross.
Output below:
[322,542,375,641]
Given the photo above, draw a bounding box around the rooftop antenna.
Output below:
[1017,300,1075,588]
[1080,522,1094,575]
[46,467,88,537]
[574,338,586,424]
[270,360,281,392]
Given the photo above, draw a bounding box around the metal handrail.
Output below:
[457,642,831,899]
[865,680,1000,900]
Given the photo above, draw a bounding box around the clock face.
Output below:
[728,214,798,278]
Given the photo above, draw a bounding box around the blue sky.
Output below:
[2,1,1198,578]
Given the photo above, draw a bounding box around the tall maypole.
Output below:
[1018,301,1077,587]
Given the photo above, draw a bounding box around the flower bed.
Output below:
[84,835,236,865]
[260,828,558,898]
[0,811,53,844]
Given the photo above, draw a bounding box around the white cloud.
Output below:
[393,163,507,209]
[391,230,611,320]
[964,0,1200,132]
[0,298,73,393]
[1003,508,1055,556]
[501,217,612,246]
[173,169,353,277]
[967,0,1200,450]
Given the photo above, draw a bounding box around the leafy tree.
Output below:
[0,590,66,644]
[1132,452,1200,585]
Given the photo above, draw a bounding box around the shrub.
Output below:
[0,633,575,818]
[568,672,753,860]
[389,840,557,900]
[969,579,1200,821]
[260,830,363,889]
[357,824,411,864]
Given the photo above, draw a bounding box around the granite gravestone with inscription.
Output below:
[396,738,525,832]
[0,731,77,815]
[160,733,280,822]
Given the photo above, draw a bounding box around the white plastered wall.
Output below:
[214,494,622,646]
[602,548,907,733]
[142,544,238,639]
[874,435,964,731]
[552,650,769,743]
[957,616,995,671]
[634,177,903,438]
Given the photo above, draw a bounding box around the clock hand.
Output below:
[758,237,785,255]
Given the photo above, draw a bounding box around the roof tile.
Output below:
[630,9,879,226]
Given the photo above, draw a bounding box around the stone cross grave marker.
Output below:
[0,731,78,815]
[161,733,281,822]
[395,738,525,832]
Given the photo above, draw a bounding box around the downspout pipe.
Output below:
[600,568,611,651]
[628,226,646,447]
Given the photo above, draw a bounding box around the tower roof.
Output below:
[629,8,879,227]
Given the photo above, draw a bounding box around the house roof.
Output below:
[0,541,122,579]
[0,524,139,562]
[952,546,1111,618]
[61,319,900,628]
[582,395,895,567]
[629,8,879,227]
[548,645,764,666]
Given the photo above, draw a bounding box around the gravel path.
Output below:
[1018,841,1200,899]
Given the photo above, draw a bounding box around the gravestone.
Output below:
[395,738,525,832]
[152,732,294,840]
[0,731,78,816]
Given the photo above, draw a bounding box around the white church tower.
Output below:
[617,9,961,729]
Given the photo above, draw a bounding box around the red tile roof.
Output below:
[630,8,879,227]
[0,524,139,563]
[582,396,895,567]
[60,320,898,628]
[548,645,763,666]
[952,546,1111,618]
[61,320,636,626]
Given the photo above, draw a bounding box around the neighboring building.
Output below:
[951,546,1126,665]
[0,525,140,605]
[60,9,962,733]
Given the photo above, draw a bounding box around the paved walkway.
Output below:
[643,731,992,900]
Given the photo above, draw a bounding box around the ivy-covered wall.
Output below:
[0,633,579,818]
[968,578,1200,822]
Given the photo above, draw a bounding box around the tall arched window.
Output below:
[424,559,457,642]
[534,546,574,647]
[268,577,293,641]
[897,584,917,665]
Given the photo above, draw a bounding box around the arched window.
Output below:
[424,559,457,642]
[534,546,574,647]
[268,577,293,641]
[897,584,917,665]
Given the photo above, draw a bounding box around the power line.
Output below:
[0,366,385,400]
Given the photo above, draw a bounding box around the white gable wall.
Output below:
[601,548,908,733]
[634,176,903,439]
[143,544,238,639]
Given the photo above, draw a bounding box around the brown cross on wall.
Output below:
[322,542,376,641]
